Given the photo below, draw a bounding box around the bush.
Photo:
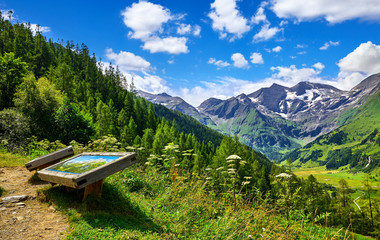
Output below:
[0,109,31,151]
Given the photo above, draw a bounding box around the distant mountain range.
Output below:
[138,73,380,161]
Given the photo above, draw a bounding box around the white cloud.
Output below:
[132,73,172,94]
[320,41,340,50]
[297,51,307,55]
[208,0,251,41]
[193,25,201,36]
[1,9,14,21]
[177,23,191,35]
[105,48,152,72]
[208,58,230,68]
[269,65,322,84]
[272,46,282,52]
[338,41,380,75]
[177,23,201,36]
[26,23,51,35]
[313,62,325,71]
[271,0,380,23]
[251,4,267,24]
[122,1,172,40]
[335,41,380,89]
[296,44,307,48]
[231,53,250,69]
[179,77,264,106]
[121,1,191,54]
[142,36,189,54]
[250,52,264,64]
[253,23,282,42]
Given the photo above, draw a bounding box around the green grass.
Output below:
[293,166,380,202]
[0,150,29,167]
[0,186,5,196]
[36,166,365,239]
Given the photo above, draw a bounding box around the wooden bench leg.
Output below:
[82,179,104,201]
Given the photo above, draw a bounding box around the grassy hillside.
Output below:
[1,149,371,239]
[284,88,380,172]
[205,107,301,161]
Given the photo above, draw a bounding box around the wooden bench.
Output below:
[25,146,74,171]
[37,152,138,201]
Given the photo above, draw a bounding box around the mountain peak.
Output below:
[157,92,172,97]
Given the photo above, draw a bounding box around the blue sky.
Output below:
[2,0,380,106]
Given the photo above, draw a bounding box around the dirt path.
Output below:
[0,167,69,240]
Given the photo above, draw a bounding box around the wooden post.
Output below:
[82,179,104,201]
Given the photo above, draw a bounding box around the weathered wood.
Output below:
[82,179,104,201]
[37,152,138,189]
[1,195,28,203]
[25,146,74,171]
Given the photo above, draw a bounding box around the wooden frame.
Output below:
[25,146,74,171]
[37,152,138,189]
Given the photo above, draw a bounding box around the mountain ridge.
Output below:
[138,74,380,160]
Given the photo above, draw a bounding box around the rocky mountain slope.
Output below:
[137,91,215,126]
[139,73,380,160]
[284,85,380,172]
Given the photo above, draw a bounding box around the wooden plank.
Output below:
[38,169,78,188]
[25,146,74,171]
[82,179,104,201]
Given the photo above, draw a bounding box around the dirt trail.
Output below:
[0,167,69,240]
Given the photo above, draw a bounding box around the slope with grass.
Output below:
[284,88,380,172]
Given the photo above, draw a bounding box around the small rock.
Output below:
[15,202,26,208]
[45,227,53,230]
[49,205,56,212]
[16,216,24,221]
[12,211,17,214]
[0,207,6,211]
[1,195,28,203]
[0,168,4,173]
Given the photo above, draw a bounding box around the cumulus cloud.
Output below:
[177,23,201,36]
[177,23,191,35]
[193,25,201,36]
[122,1,172,40]
[251,3,267,24]
[335,41,380,89]
[121,1,191,54]
[208,58,230,68]
[272,46,282,52]
[320,41,340,50]
[208,0,251,41]
[251,4,283,42]
[313,62,325,70]
[179,77,264,106]
[269,64,323,84]
[105,48,152,72]
[131,73,172,94]
[253,23,282,42]
[25,23,51,35]
[142,37,189,54]
[338,41,380,75]
[1,9,14,21]
[271,0,380,23]
[250,52,264,64]
[231,53,250,69]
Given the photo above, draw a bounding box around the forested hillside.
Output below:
[0,13,271,188]
[0,15,378,238]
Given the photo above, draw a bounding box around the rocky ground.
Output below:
[0,167,68,240]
